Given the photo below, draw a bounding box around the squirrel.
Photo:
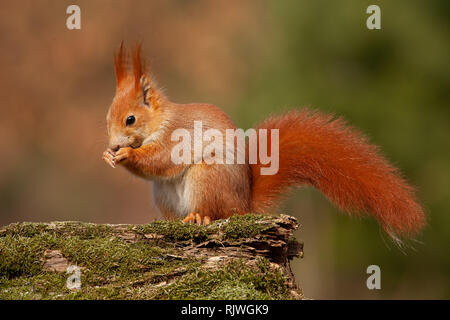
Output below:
[103,43,425,239]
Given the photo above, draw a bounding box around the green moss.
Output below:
[0,273,68,300]
[1,222,118,240]
[0,215,300,300]
[220,214,273,240]
[0,226,187,292]
[56,222,117,240]
[132,214,276,243]
[0,221,201,299]
[0,235,45,278]
[155,258,291,300]
[2,223,51,238]
[59,237,181,276]
[133,220,212,242]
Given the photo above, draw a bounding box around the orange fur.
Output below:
[114,43,147,91]
[250,110,425,237]
[114,42,127,86]
[131,43,146,91]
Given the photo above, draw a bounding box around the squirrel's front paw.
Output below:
[113,147,133,166]
[102,149,116,168]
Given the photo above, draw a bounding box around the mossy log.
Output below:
[0,214,304,300]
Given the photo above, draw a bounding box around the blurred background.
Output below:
[0,0,449,299]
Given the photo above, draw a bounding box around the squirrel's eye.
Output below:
[126,115,136,126]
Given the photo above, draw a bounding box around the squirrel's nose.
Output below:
[109,135,130,151]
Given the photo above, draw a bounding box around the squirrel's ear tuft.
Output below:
[114,41,128,86]
[132,43,147,92]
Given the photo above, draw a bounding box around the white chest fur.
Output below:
[152,175,193,218]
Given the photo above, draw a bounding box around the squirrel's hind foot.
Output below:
[182,213,211,225]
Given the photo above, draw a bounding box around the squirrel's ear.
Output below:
[140,75,154,107]
[132,44,154,107]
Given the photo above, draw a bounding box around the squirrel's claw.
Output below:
[203,216,211,225]
[182,213,196,224]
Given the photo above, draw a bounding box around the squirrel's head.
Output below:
[106,43,165,151]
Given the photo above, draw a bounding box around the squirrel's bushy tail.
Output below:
[249,109,425,238]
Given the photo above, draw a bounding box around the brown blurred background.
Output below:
[0,0,449,299]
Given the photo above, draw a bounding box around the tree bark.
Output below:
[0,214,304,300]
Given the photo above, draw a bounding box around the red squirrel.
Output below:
[102,44,425,239]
